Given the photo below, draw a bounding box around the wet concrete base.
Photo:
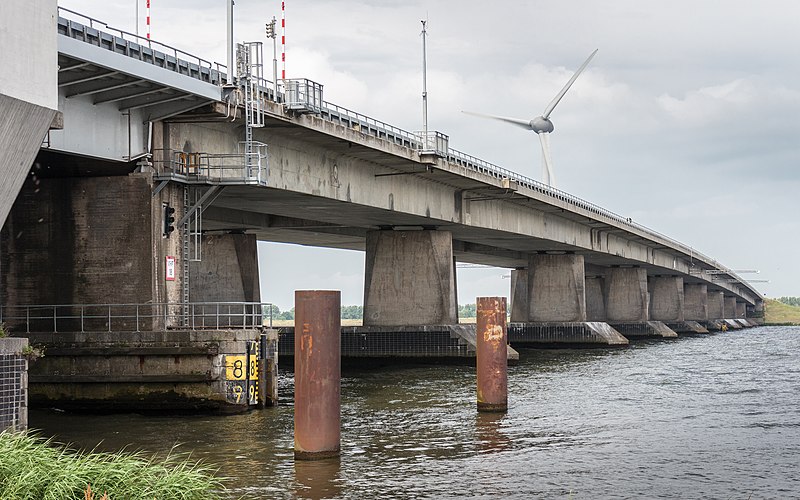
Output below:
[23,329,263,413]
[507,322,629,348]
[608,321,678,339]
[702,319,727,332]
[278,325,519,363]
[665,321,710,334]
[723,319,743,330]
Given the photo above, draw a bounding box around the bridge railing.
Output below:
[58,7,227,85]
[0,302,275,334]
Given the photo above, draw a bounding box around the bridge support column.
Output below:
[705,291,726,331]
[190,233,261,303]
[649,276,707,334]
[363,229,457,326]
[507,257,627,347]
[509,269,528,323]
[735,302,746,319]
[605,267,677,339]
[681,283,711,333]
[528,254,586,322]
[585,275,606,322]
[1,173,266,412]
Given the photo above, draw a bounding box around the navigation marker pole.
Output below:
[146,0,151,40]
[476,297,508,412]
[281,1,286,79]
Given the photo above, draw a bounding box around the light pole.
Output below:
[265,17,278,101]
[421,20,428,149]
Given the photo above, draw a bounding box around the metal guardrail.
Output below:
[55,8,754,293]
[57,7,228,85]
[0,302,274,333]
[155,147,268,185]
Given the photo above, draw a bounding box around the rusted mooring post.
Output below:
[294,290,341,460]
[476,296,508,412]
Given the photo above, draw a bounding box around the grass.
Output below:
[0,430,226,500]
[764,299,800,325]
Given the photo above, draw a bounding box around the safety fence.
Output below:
[0,302,274,334]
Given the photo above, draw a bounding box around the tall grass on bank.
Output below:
[764,299,800,325]
[0,430,226,500]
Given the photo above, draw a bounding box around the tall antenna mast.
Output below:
[226,0,234,84]
[421,19,428,147]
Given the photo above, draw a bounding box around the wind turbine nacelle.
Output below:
[531,116,554,134]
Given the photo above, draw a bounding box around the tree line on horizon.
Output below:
[263,303,479,320]
[776,297,800,307]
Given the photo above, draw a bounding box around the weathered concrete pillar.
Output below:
[585,275,606,322]
[723,296,737,318]
[648,276,684,322]
[476,297,507,413]
[604,267,677,338]
[509,269,528,322]
[363,230,457,326]
[294,291,341,460]
[708,291,725,319]
[190,233,260,303]
[605,267,649,322]
[684,284,708,321]
[735,301,746,319]
[528,254,586,322]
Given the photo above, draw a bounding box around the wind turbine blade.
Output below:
[538,132,555,187]
[462,110,532,130]
[541,49,598,120]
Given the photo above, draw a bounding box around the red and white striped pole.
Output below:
[146,0,151,40]
[281,1,286,79]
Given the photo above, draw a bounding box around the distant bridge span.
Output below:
[41,8,760,311]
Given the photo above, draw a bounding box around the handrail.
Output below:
[0,302,275,333]
[57,7,228,76]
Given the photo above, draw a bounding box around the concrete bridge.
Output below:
[0,4,762,413]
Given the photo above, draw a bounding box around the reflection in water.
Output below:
[29,327,800,499]
[475,411,511,454]
[294,458,342,500]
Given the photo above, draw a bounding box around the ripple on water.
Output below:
[26,326,800,499]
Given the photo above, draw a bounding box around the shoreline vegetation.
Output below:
[264,298,800,327]
[0,430,226,500]
[764,298,800,325]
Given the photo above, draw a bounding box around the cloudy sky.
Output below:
[60,0,799,310]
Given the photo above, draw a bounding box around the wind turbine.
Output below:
[464,49,597,187]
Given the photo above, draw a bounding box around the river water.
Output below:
[30,326,800,499]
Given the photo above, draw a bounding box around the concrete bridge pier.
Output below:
[358,229,500,359]
[722,296,743,329]
[649,276,708,334]
[363,229,458,326]
[605,267,677,339]
[508,255,628,347]
[704,290,726,331]
[681,283,711,333]
[1,172,271,412]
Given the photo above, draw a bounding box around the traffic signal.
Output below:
[163,203,176,238]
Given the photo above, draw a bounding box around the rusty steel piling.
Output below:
[476,296,508,412]
[294,290,341,460]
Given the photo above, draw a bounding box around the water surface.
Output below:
[31,326,800,499]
